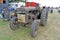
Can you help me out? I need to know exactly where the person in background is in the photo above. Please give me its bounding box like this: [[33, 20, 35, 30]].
[[50, 7, 53, 13], [2, 8, 9, 20], [2, 8, 5, 18], [58, 7, 60, 13]]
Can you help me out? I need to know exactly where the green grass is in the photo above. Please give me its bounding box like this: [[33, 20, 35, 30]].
[[0, 19, 31, 40]]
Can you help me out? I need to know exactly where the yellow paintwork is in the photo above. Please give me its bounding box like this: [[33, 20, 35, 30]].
[[10, 12, 15, 17], [17, 14, 25, 23]]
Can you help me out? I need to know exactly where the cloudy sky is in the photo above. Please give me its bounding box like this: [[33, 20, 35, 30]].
[[27, 0, 60, 7]]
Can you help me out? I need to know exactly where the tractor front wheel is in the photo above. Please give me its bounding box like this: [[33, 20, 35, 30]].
[[10, 17, 19, 30], [30, 20, 40, 37]]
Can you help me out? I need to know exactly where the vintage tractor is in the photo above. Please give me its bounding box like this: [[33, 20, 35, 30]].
[[10, 2, 49, 37]]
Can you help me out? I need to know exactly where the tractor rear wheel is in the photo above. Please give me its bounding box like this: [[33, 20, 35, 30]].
[[40, 8, 48, 26], [10, 17, 19, 30], [30, 20, 40, 37]]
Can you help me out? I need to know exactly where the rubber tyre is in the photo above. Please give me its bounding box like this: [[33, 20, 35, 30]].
[[30, 20, 40, 37], [10, 17, 19, 30], [40, 8, 48, 26]]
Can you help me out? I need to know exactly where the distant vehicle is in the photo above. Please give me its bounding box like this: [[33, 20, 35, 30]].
[[9, 2, 25, 10]]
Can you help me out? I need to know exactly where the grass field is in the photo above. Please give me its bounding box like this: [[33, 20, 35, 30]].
[[0, 10, 60, 40]]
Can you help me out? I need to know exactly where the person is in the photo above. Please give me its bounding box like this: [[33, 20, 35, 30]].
[[50, 7, 53, 13], [2, 8, 10, 20], [58, 7, 60, 13], [2, 9, 5, 18]]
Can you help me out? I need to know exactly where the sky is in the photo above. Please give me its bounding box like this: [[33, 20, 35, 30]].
[[27, 0, 60, 7]]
